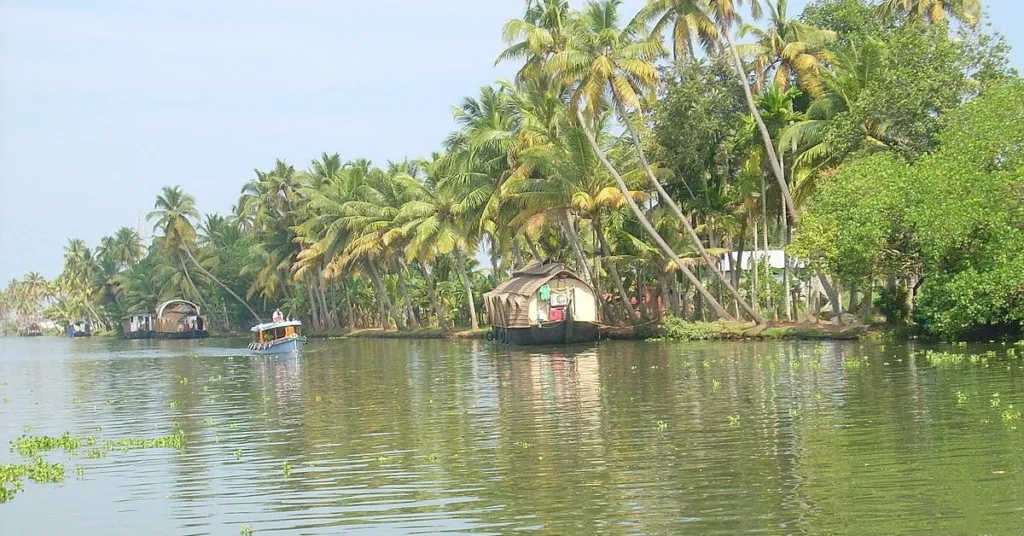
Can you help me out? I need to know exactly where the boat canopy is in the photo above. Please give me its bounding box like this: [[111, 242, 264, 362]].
[[251, 320, 303, 333], [157, 299, 200, 318]]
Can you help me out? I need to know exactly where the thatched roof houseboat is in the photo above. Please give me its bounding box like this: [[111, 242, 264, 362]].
[[484, 261, 599, 345]]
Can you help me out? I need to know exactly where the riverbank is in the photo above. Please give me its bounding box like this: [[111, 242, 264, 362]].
[[304, 321, 867, 342]]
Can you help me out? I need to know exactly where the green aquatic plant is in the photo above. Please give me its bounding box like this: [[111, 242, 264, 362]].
[[204, 417, 216, 425], [11, 432, 82, 456], [843, 356, 869, 371], [956, 391, 969, 405], [282, 461, 292, 477], [656, 420, 668, 431], [314, 395, 323, 402], [169, 401, 178, 409], [1, 457, 66, 503], [925, 350, 967, 366], [233, 449, 243, 460], [513, 441, 533, 449], [711, 379, 721, 392], [727, 415, 741, 427], [74, 466, 85, 478], [104, 432, 186, 452], [990, 393, 1001, 407], [240, 525, 254, 536], [374, 454, 393, 463]]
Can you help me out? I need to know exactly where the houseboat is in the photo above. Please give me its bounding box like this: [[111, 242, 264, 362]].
[[122, 312, 156, 339], [155, 300, 209, 339], [484, 260, 600, 345], [248, 320, 306, 355], [67, 319, 92, 338], [18, 322, 43, 337]]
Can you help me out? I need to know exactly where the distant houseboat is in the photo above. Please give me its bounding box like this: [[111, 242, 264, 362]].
[[122, 313, 156, 339], [155, 300, 209, 339], [67, 319, 92, 338], [18, 322, 43, 337], [484, 261, 600, 345]]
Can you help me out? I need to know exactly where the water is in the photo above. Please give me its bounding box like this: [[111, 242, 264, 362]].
[[1, 337, 1022, 534]]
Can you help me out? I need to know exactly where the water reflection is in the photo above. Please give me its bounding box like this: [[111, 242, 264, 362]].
[[0, 337, 1022, 534]]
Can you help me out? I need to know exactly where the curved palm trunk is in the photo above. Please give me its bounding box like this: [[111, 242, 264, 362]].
[[722, 32, 799, 223], [420, 260, 451, 333], [560, 208, 594, 284], [182, 246, 262, 323], [575, 108, 734, 321], [307, 283, 322, 330], [612, 95, 764, 324], [524, 234, 543, 261], [395, 260, 419, 330], [454, 246, 479, 330], [594, 213, 638, 320], [367, 260, 403, 330], [318, 270, 335, 330], [340, 277, 357, 329]]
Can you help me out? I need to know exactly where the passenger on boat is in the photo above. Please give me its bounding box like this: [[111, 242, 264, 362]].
[[272, 309, 283, 322]]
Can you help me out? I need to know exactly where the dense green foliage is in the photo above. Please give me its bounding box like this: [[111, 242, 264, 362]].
[[794, 82, 1024, 339], [0, 0, 1018, 340]]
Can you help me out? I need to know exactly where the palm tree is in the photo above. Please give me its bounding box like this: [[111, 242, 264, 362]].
[[148, 186, 261, 322], [552, 0, 759, 322], [496, 0, 573, 85], [737, 0, 836, 97], [514, 115, 642, 320], [878, 0, 981, 26], [634, 0, 718, 59], [644, 0, 799, 223]]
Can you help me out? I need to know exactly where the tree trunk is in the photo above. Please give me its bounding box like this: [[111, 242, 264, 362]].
[[318, 271, 334, 330], [396, 261, 419, 330], [367, 260, 401, 330], [421, 260, 451, 333], [860, 280, 873, 322], [524, 234, 543, 261], [612, 94, 763, 324], [817, 271, 842, 319], [576, 107, 735, 321], [560, 208, 594, 284], [341, 278, 356, 329], [454, 246, 479, 330], [182, 247, 261, 323], [307, 284, 322, 330], [723, 31, 798, 223], [595, 213, 638, 321]]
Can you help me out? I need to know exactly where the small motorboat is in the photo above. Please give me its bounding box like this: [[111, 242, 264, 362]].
[[248, 320, 306, 355]]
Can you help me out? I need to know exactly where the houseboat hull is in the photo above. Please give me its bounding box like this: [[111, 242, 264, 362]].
[[155, 331, 209, 340], [250, 336, 306, 355], [123, 331, 156, 340], [492, 320, 600, 346]]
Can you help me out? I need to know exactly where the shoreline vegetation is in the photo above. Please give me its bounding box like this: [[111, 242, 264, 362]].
[[2, 0, 1022, 343]]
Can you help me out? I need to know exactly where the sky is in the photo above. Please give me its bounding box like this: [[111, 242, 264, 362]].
[[1, 0, 1022, 283]]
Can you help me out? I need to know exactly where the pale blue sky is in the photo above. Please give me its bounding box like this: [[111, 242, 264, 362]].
[[1, 0, 1021, 282]]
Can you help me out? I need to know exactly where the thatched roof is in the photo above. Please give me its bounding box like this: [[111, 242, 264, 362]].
[[486, 261, 586, 299]]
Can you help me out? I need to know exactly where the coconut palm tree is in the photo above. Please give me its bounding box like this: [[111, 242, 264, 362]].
[[552, 0, 759, 322], [878, 0, 981, 26], [644, 0, 798, 223], [737, 0, 837, 97], [496, 0, 573, 85], [149, 186, 261, 322]]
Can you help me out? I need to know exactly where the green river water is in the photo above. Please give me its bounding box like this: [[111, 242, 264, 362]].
[[0, 337, 1022, 534]]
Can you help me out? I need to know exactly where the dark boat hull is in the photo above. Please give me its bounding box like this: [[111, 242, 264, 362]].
[[492, 320, 599, 346], [124, 331, 156, 340], [155, 331, 209, 340]]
